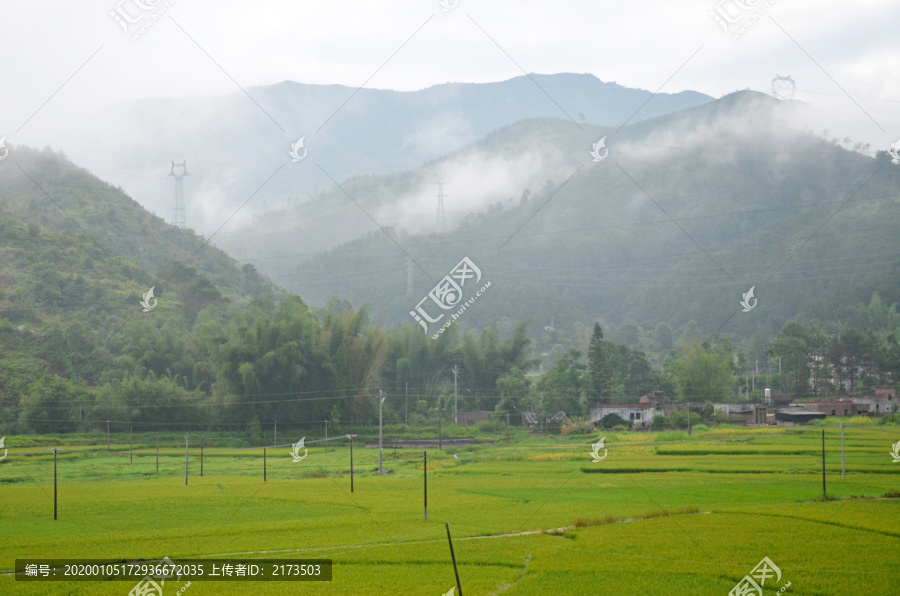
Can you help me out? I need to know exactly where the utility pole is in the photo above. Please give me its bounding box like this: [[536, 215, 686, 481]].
[[185, 435, 189, 486], [107, 421, 110, 452], [130, 427, 133, 464], [325, 420, 328, 453], [49, 449, 61, 520], [274, 418, 277, 447], [348, 435, 355, 493], [379, 390, 385, 475], [822, 429, 826, 498], [687, 403, 692, 436], [156, 435, 159, 473], [446, 523, 463, 596], [452, 366, 459, 425], [840, 424, 845, 478]]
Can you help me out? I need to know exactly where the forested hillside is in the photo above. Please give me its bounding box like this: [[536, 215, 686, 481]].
[[2, 94, 898, 436], [275, 91, 900, 360]]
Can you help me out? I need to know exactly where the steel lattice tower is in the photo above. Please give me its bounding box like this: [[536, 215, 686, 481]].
[[170, 161, 188, 229], [436, 182, 446, 232], [405, 256, 414, 299]]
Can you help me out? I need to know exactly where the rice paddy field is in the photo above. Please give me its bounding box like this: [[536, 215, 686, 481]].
[[2, 421, 899, 595]]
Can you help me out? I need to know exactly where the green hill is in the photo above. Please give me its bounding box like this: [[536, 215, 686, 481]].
[[0, 147, 283, 428], [267, 91, 900, 355]]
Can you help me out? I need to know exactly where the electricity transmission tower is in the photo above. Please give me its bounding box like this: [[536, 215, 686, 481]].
[[405, 256, 414, 299], [436, 183, 446, 232], [771, 74, 795, 100], [170, 161, 188, 229]]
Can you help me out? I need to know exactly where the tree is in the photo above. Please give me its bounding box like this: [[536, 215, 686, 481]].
[[587, 323, 612, 401], [538, 349, 587, 416], [764, 322, 811, 397], [653, 323, 675, 351], [830, 328, 876, 392], [665, 341, 734, 402], [20, 378, 91, 433], [606, 343, 665, 399], [495, 366, 533, 417], [458, 321, 535, 410]]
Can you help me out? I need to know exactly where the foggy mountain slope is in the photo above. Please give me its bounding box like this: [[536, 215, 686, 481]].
[[267, 91, 900, 341], [56, 73, 712, 236], [0, 146, 280, 304]]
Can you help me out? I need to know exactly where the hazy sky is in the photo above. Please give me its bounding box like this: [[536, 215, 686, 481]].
[[1, 0, 898, 163]]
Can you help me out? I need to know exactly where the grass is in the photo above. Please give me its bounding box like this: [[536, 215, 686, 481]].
[[1, 424, 898, 594]]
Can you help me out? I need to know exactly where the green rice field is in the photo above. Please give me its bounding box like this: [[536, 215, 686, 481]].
[[2, 422, 899, 595]]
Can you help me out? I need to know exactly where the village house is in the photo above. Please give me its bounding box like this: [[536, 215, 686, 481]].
[[455, 411, 492, 427], [798, 400, 868, 417]]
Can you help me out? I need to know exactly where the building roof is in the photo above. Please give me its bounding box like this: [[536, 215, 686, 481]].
[[774, 407, 827, 421]]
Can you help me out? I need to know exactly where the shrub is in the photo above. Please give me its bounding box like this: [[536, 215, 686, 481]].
[[599, 413, 628, 429], [561, 417, 595, 436], [477, 421, 501, 433], [651, 415, 670, 430]]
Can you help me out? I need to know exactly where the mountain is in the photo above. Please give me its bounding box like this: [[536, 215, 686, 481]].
[[254, 91, 900, 351], [0, 146, 282, 419], [57, 74, 712, 236], [0, 146, 277, 303]]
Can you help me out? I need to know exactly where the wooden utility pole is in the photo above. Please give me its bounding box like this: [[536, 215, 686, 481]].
[[840, 424, 845, 477], [446, 523, 462, 596], [424, 451, 428, 522], [49, 449, 61, 520], [822, 429, 826, 498]]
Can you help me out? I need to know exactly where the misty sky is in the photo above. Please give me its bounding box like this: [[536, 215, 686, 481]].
[[2, 1, 897, 138], [1, 0, 898, 235]]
